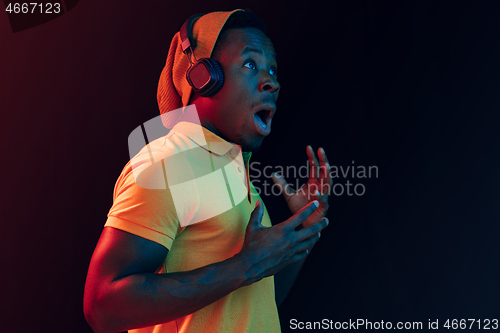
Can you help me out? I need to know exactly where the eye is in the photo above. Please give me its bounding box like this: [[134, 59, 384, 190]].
[[244, 60, 257, 70], [270, 67, 278, 76]]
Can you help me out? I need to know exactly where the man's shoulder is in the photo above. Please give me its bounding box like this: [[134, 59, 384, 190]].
[[116, 128, 199, 192]]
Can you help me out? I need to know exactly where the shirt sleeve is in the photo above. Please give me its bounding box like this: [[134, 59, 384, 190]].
[[105, 159, 181, 250]]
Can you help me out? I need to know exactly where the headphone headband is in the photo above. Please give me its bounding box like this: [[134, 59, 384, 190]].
[[179, 14, 204, 53]]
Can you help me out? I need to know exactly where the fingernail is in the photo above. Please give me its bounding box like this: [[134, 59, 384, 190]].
[[274, 173, 281, 178], [326, 163, 330, 170], [325, 217, 329, 226], [313, 200, 319, 207], [314, 190, 320, 196], [318, 232, 321, 238], [321, 147, 325, 154]]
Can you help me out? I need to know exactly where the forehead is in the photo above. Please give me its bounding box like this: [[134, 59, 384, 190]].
[[219, 28, 276, 60]]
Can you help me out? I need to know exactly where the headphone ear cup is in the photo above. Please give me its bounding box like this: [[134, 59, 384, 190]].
[[186, 58, 224, 97], [204, 59, 224, 97]]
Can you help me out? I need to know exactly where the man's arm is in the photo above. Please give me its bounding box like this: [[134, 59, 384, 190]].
[[274, 217, 329, 307], [84, 200, 328, 333], [271, 146, 332, 306], [274, 259, 306, 307]]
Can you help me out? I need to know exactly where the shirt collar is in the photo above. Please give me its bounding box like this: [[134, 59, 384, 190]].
[[171, 121, 238, 156]]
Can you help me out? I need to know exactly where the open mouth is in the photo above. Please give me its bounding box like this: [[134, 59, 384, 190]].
[[253, 105, 275, 136], [254, 109, 272, 129]]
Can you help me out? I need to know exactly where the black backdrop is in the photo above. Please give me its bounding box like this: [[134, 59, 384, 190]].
[[2, 1, 500, 332]]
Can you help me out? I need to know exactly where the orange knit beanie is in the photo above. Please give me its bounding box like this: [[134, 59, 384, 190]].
[[157, 9, 243, 128]]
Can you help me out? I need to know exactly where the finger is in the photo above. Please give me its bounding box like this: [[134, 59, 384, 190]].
[[271, 172, 294, 199], [286, 200, 319, 230], [296, 217, 329, 242], [248, 200, 264, 230], [311, 189, 321, 200], [310, 189, 328, 206], [317, 147, 333, 188], [295, 231, 321, 253], [317, 147, 330, 167], [289, 249, 309, 264], [306, 145, 321, 179]]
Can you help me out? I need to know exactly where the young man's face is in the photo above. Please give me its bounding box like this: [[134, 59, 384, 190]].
[[194, 27, 280, 152]]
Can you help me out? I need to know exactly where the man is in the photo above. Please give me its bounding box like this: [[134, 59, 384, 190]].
[[84, 9, 332, 333]]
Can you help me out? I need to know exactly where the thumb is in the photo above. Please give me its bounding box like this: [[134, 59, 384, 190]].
[[247, 200, 264, 231], [271, 172, 294, 199]]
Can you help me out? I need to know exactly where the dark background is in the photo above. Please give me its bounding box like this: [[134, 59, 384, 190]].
[[1, 1, 499, 332]]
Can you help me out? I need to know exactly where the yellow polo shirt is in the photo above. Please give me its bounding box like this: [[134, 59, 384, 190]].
[[105, 121, 281, 333]]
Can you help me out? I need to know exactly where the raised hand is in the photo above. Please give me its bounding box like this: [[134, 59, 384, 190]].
[[272, 146, 332, 228]]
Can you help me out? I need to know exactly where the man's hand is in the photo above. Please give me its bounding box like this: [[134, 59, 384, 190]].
[[272, 146, 332, 228], [237, 200, 329, 286]]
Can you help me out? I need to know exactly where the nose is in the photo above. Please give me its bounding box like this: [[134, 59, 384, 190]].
[[259, 73, 280, 95]]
